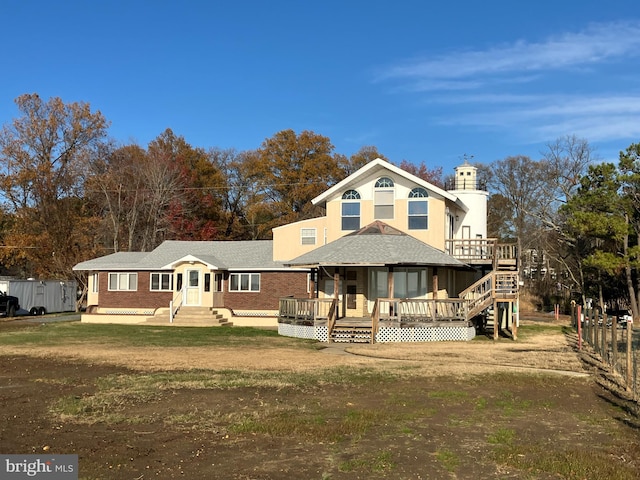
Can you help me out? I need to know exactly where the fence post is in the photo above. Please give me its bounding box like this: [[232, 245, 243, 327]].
[[576, 305, 582, 350], [626, 319, 633, 391], [596, 309, 609, 365], [612, 316, 618, 372], [589, 315, 600, 353]]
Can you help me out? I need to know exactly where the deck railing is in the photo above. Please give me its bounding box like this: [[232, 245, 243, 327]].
[[278, 297, 335, 324], [376, 298, 468, 324]]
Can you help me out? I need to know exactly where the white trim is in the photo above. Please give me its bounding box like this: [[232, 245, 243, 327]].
[[150, 272, 173, 292], [312, 158, 458, 206], [229, 273, 261, 292], [184, 268, 202, 306], [227, 267, 309, 272], [161, 254, 218, 270], [108, 272, 138, 291], [300, 228, 317, 245]]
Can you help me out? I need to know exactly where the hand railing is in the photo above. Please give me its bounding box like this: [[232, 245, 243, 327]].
[[170, 288, 184, 323]]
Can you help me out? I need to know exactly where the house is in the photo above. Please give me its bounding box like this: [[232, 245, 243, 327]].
[[73, 158, 518, 340]]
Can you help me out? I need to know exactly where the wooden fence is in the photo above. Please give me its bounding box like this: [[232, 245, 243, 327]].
[[572, 305, 638, 401]]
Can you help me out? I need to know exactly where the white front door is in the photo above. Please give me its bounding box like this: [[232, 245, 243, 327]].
[[185, 269, 201, 306]]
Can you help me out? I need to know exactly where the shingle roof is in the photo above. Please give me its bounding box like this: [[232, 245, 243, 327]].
[[285, 222, 467, 268], [73, 240, 287, 271]]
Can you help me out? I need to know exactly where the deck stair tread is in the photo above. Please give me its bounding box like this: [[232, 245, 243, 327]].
[[330, 322, 372, 343]]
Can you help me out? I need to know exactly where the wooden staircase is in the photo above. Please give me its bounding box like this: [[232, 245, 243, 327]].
[[330, 321, 372, 343], [460, 271, 519, 320], [164, 306, 233, 327]]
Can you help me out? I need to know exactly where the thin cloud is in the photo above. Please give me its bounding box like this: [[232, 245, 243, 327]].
[[438, 94, 640, 143], [377, 21, 640, 85]]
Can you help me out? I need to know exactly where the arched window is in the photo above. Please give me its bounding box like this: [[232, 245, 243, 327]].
[[375, 177, 394, 188], [408, 187, 428, 230], [341, 190, 361, 230], [409, 187, 428, 198], [342, 189, 361, 200], [374, 177, 394, 219]]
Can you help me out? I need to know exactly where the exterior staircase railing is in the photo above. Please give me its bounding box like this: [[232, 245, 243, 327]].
[[459, 271, 519, 320], [169, 287, 184, 323]]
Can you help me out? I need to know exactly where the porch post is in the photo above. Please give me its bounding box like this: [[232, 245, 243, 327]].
[[432, 268, 439, 299], [333, 271, 340, 319], [387, 267, 395, 318], [493, 300, 499, 340], [309, 269, 317, 299]]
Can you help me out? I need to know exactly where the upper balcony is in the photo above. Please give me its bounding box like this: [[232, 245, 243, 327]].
[[445, 238, 518, 270]]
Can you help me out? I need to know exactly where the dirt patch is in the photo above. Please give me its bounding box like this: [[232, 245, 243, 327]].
[[1, 316, 639, 479]]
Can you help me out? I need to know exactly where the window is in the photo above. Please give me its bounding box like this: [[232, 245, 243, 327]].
[[408, 187, 428, 230], [229, 273, 260, 292], [91, 273, 99, 293], [214, 273, 223, 292], [150, 273, 172, 291], [108, 272, 137, 291], [342, 189, 360, 200], [301, 228, 316, 245], [393, 268, 428, 298], [342, 202, 360, 230], [204, 273, 211, 292], [176, 273, 183, 291], [342, 190, 361, 230], [374, 177, 394, 219]]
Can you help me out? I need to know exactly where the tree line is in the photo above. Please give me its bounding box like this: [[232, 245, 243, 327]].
[[1, 93, 638, 318]]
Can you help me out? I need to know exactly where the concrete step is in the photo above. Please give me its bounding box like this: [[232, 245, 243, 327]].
[[149, 307, 233, 326]]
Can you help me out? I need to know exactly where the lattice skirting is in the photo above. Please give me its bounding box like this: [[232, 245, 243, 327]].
[[278, 324, 474, 343], [278, 323, 327, 341], [376, 325, 476, 342]]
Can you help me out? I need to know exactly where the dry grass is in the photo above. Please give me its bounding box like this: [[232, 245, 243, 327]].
[[0, 315, 584, 379]]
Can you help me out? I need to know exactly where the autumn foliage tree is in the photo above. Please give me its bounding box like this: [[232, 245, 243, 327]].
[[246, 130, 344, 235], [0, 94, 108, 280]]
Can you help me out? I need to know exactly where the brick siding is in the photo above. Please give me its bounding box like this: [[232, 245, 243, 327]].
[[96, 270, 308, 312], [224, 271, 308, 310], [98, 272, 172, 309]]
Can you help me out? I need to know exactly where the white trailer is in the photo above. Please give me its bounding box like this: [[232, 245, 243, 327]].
[[0, 279, 77, 315]]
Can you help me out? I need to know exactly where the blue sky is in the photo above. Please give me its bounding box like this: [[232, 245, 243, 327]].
[[2, 1, 640, 174]]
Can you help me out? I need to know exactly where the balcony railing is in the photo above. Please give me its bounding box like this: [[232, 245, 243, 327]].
[[446, 238, 517, 268]]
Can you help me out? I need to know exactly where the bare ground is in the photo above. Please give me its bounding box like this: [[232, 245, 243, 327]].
[[1, 313, 639, 479]]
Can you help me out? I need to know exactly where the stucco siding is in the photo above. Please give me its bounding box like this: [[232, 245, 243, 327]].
[[272, 217, 328, 261]]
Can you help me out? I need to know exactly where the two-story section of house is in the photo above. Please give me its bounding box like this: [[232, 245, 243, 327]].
[[274, 158, 487, 314]]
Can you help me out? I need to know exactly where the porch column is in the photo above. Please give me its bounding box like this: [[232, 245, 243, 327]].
[[309, 269, 317, 299], [387, 267, 395, 318], [432, 268, 438, 299], [334, 271, 340, 319], [493, 300, 499, 340]]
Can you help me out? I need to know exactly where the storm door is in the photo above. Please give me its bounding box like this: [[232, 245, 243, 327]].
[[184, 268, 201, 306]]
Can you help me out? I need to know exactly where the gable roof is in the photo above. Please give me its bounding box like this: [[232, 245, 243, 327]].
[[73, 240, 297, 272], [312, 158, 462, 208], [285, 221, 467, 268]]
